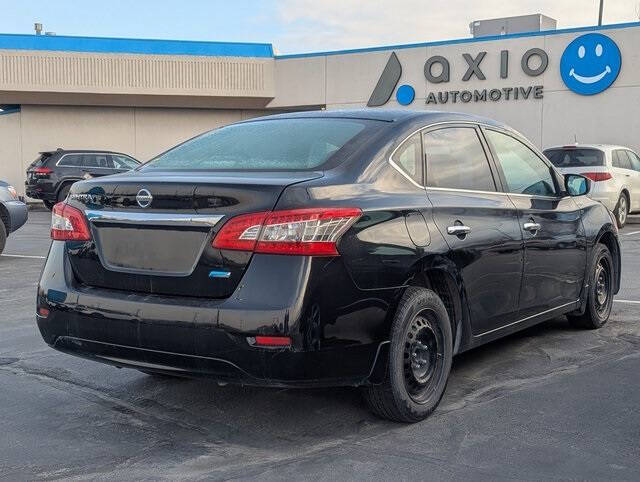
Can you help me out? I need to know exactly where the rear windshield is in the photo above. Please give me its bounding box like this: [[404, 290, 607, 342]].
[[544, 148, 605, 168], [29, 152, 53, 168], [142, 118, 368, 171]]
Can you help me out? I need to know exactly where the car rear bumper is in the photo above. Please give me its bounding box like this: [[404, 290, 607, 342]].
[[36, 241, 392, 387], [2, 200, 28, 233], [25, 187, 56, 201]]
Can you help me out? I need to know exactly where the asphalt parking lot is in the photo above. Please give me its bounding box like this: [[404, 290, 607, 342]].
[[1, 211, 640, 480]]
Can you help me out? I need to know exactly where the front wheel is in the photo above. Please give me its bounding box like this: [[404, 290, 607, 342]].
[[568, 244, 614, 329], [363, 287, 452, 423], [614, 193, 628, 228]]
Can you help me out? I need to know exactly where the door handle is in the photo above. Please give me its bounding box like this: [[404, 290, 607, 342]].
[[447, 225, 471, 236], [523, 222, 541, 232]]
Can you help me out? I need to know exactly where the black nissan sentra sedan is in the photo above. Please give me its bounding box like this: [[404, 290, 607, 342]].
[[37, 110, 620, 422]]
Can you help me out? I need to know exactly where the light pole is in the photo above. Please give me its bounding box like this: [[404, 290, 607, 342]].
[[598, 0, 604, 25]]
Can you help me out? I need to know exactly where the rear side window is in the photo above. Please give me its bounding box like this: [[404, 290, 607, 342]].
[[613, 150, 632, 170], [392, 133, 423, 184], [485, 130, 556, 197], [544, 148, 604, 168], [626, 151, 640, 172], [58, 154, 85, 167], [143, 118, 368, 170], [424, 127, 496, 192]]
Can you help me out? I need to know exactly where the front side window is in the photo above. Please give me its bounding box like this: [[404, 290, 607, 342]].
[[143, 118, 368, 171], [485, 130, 556, 197], [111, 155, 139, 169], [392, 133, 423, 184], [424, 127, 496, 192]]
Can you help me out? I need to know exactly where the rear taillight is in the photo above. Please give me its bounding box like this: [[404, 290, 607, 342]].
[[51, 202, 91, 241], [33, 167, 53, 177], [212, 207, 361, 256], [582, 172, 612, 182], [248, 336, 292, 348]]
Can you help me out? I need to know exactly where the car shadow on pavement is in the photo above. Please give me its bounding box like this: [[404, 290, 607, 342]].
[[107, 315, 600, 452]]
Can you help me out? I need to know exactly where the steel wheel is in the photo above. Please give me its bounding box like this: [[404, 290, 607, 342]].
[[616, 195, 627, 227], [402, 310, 445, 404], [594, 256, 612, 317]]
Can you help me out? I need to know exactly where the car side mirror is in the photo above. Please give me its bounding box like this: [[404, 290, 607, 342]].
[[565, 174, 590, 196]]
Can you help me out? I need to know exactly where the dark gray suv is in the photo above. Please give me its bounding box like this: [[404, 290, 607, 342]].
[[25, 149, 140, 209]]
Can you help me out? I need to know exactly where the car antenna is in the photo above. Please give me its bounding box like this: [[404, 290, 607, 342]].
[[573, 134, 578, 145]]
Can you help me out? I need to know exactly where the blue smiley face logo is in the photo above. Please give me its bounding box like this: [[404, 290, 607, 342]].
[[560, 33, 621, 95]]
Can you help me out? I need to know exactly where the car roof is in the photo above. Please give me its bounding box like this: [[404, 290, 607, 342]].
[[238, 109, 509, 129], [544, 144, 633, 152], [39, 149, 138, 157]]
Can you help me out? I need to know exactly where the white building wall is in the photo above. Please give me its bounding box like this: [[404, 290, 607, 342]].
[[0, 106, 269, 196], [272, 24, 640, 154]]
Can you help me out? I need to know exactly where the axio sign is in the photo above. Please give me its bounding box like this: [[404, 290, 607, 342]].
[[368, 32, 621, 107]]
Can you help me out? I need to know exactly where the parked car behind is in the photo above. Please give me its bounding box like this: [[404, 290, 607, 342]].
[[25, 149, 140, 209], [543, 144, 640, 227], [0, 180, 28, 254], [37, 110, 620, 423]]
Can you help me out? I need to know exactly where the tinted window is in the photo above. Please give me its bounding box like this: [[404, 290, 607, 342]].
[[544, 148, 604, 168], [58, 154, 84, 167], [83, 155, 99, 168], [29, 152, 53, 168], [94, 154, 110, 168], [143, 119, 368, 170], [485, 130, 556, 196], [626, 151, 640, 172], [424, 127, 496, 192], [111, 155, 139, 169], [392, 133, 423, 184], [613, 150, 632, 170]]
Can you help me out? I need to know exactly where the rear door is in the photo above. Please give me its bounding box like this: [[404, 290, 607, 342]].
[[619, 150, 640, 212], [81, 153, 117, 178], [424, 124, 524, 335], [484, 128, 586, 319]]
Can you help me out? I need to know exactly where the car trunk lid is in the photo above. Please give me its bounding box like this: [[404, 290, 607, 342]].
[[66, 170, 323, 298]]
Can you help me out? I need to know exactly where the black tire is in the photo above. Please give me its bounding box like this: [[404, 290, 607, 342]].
[[363, 287, 453, 423], [614, 193, 628, 228], [57, 183, 72, 203], [43, 200, 55, 210], [568, 244, 614, 329], [0, 219, 6, 255]]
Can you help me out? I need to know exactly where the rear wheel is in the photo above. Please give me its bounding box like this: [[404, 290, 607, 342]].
[[43, 200, 55, 210], [57, 183, 72, 203], [614, 193, 628, 228], [568, 244, 614, 329], [363, 287, 452, 423], [0, 219, 6, 255]]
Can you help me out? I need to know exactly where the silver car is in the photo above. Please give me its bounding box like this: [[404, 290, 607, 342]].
[[544, 144, 640, 228]]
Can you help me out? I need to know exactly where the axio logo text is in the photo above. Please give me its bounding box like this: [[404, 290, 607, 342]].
[[560, 33, 621, 95]]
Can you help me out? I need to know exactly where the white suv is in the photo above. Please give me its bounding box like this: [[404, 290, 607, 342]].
[[544, 144, 640, 228]]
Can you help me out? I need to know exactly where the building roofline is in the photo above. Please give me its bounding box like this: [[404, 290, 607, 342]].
[[275, 21, 640, 59], [0, 32, 274, 58], [0, 20, 638, 60]]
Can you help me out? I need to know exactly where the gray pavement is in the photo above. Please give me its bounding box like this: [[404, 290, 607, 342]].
[[1, 211, 639, 480]]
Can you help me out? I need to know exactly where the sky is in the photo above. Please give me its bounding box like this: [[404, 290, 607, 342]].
[[1, 0, 639, 55]]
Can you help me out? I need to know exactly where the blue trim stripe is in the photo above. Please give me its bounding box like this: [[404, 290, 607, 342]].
[[0, 33, 273, 58], [275, 21, 640, 59]]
